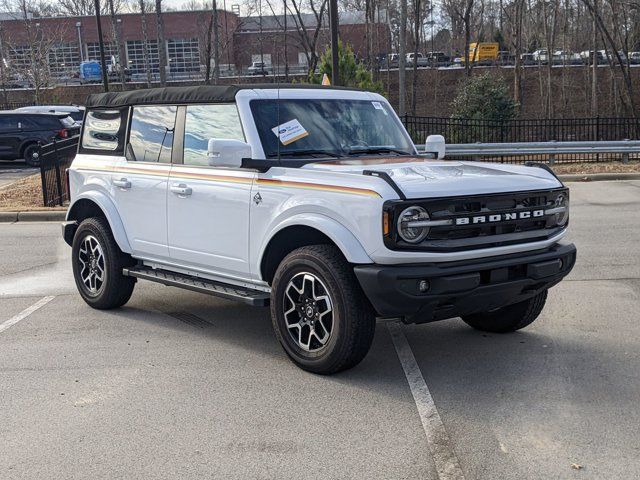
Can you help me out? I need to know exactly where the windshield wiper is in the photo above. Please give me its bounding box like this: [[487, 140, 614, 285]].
[[347, 147, 412, 156], [266, 149, 342, 159]]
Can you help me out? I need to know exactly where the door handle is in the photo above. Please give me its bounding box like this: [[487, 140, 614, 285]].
[[170, 183, 192, 197], [113, 178, 131, 189]]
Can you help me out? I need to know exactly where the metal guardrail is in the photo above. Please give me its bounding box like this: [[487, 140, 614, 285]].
[[417, 140, 640, 164]]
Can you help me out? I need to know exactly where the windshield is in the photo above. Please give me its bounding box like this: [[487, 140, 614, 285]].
[[250, 99, 415, 160]]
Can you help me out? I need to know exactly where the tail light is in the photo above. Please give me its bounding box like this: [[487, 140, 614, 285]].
[[58, 129, 68, 138]]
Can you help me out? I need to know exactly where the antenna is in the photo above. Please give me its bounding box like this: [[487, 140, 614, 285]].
[[276, 80, 281, 166]]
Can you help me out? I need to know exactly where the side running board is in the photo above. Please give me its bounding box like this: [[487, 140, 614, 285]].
[[123, 266, 270, 307]]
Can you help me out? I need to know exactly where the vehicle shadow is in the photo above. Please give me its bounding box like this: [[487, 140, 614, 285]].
[[115, 285, 628, 408]]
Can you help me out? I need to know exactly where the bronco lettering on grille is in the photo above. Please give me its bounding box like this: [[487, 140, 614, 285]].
[[455, 209, 546, 225]]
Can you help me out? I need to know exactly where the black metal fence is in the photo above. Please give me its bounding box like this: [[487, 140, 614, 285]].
[[0, 101, 36, 110], [402, 115, 640, 163], [39, 137, 79, 207], [402, 115, 640, 145]]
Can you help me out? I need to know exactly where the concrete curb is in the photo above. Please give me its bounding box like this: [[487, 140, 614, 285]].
[[559, 172, 640, 182], [0, 211, 18, 223], [0, 210, 66, 223]]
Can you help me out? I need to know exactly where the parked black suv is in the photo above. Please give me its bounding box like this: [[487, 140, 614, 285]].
[[0, 112, 80, 166]]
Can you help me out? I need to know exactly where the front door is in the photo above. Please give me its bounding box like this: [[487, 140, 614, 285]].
[[111, 105, 177, 260], [167, 104, 254, 280]]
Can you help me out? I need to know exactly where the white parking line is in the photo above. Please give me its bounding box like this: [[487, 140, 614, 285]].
[[388, 321, 466, 480], [0, 296, 55, 334]]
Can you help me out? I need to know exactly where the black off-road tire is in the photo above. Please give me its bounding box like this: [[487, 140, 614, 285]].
[[23, 143, 40, 167], [72, 217, 136, 310], [461, 290, 548, 333], [271, 245, 376, 375]]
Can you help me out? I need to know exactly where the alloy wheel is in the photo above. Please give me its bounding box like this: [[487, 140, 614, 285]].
[[77, 234, 106, 295], [283, 272, 334, 352]]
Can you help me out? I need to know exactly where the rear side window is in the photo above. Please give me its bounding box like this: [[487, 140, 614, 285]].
[[128, 106, 177, 163], [82, 110, 122, 151], [59, 116, 76, 128]]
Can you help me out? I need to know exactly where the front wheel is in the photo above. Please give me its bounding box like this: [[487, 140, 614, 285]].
[[71, 217, 136, 310], [271, 245, 375, 375], [461, 290, 548, 333]]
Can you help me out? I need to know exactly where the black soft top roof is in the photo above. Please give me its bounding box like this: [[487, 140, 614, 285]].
[[85, 84, 361, 109]]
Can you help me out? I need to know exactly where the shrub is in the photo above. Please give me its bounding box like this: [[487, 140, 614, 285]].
[[309, 41, 384, 94], [450, 73, 518, 143]]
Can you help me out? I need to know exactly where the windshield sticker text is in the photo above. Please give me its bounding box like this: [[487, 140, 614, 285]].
[[272, 119, 309, 145]]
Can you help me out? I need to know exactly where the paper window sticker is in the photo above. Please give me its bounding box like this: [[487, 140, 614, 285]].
[[271, 118, 310, 145]]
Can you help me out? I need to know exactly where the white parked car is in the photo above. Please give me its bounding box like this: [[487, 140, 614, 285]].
[[247, 62, 269, 75], [532, 49, 549, 63], [63, 85, 576, 374]]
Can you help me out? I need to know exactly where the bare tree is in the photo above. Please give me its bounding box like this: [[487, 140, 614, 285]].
[[139, 0, 153, 86], [108, 0, 127, 88], [2, 0, 66, 103], [398, 0, 407, 115], [56, 0, 124, 15], [155, 0, 168, 85], [288, 0, 329, 75]]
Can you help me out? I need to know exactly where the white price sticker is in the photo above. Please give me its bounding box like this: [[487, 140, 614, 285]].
[[272, 119, 309, 145], [371, 101, 388, 115]]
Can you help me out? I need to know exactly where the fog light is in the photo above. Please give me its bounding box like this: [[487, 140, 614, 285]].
[[418, 280, 430, 293], [559, 259, 564, 270]]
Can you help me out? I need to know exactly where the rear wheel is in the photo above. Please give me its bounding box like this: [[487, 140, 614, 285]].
[[461, 290, 548, 333], [271, 245, 375, 375], [23, 144, 40, 167], [72, 217, 136, 310]]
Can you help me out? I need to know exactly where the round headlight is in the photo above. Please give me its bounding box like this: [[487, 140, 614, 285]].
[[555, 194, 569, 226], [397, 206, 430, 243]]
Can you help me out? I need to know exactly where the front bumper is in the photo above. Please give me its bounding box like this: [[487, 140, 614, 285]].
[[354, 242, 576, 323]]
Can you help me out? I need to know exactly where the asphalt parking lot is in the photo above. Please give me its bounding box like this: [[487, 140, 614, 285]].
[[0, 180, 639, 480], [0, 161, 37, 188]]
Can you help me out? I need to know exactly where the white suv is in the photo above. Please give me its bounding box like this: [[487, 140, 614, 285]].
[[63, 85, 576, 374]]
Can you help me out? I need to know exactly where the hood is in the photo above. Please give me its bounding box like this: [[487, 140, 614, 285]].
[[302, 157, 563, 199]]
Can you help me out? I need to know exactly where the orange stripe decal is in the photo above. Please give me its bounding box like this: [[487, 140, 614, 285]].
[[73, 163, 380, 197], [257, 178, 380, 197]]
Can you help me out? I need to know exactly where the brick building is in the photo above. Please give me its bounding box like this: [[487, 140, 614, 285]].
[[0, 9, 389, 80]]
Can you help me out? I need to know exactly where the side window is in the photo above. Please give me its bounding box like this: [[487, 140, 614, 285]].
[[128, 106, 177, 163], [183, 104, 244, 166], [82, 110, 122, 151], [0, 117, 16, 131]]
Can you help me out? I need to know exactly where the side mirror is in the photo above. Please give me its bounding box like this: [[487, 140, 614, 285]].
[[425, 134, 446, 159], [207, 138, 252, 168]]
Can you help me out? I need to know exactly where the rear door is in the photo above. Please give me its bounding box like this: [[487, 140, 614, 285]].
[[0, 116, 20, 158], [111, 105, 177, 260], [167, 103, 255, 279]]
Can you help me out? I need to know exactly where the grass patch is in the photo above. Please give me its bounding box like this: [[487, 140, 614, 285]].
[[550, 161, 640, 175]]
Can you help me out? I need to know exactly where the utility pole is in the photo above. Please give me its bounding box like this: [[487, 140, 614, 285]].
[[329, 0, 339, 85], [94, 0, 109, 92], [591, 0, 598, 117], [283, 0, 289, 81], [398, 0, 407, 115]]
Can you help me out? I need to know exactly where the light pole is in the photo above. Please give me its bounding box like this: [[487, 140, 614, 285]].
[[76, 22, 83, 62]]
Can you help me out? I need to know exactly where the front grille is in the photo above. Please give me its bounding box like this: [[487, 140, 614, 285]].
[[386, 188, 568, 252]]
